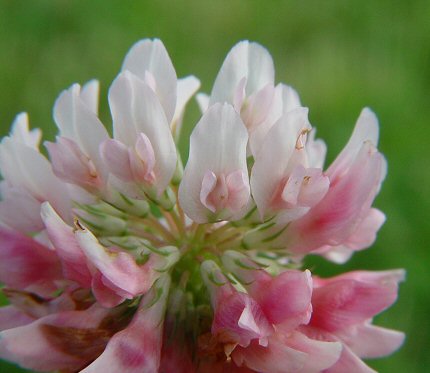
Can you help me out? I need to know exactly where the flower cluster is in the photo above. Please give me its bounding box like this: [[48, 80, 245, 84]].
[[0, 39, 404, 372]]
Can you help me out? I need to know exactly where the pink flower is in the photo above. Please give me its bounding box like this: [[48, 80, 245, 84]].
[[0, 39, 404, 372], [302, 270, 405, 372]]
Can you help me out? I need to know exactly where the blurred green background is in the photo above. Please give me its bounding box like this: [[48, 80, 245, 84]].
[[0, 0, 428, 372]]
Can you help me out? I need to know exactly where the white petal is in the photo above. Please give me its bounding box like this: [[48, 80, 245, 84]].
[[109, 72, 177, 194], [173, 75, 200, 125], [10, 113, 41, 149], [179, 103, 249, 222], [196, 93, 210, 113], [53, 83, 109, 175], [249, 84, 301, 157], [80, 79, 100, 114], [209, 41, 274, 106], [0, 138, 71, 221], [122, 38, 177, 123], [250, 108, 310, 219], [327, 107, 379, 180]]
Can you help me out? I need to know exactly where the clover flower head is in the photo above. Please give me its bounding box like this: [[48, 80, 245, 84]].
[[0, 39, 404, 373]]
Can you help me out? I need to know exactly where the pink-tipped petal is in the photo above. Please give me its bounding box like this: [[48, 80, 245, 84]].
[[285, 141, 386, 254]]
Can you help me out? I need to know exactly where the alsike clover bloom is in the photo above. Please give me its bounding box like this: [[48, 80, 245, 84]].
[[0, 39, 404, 373]]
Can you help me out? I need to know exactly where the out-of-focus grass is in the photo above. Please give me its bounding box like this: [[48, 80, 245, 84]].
[[0, 0, 428, 371]]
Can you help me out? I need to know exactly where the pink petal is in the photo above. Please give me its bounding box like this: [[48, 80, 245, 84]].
[[241, 83, 275, 131], [91, 271, 126, 308], [249, 270, 313, 328], [285, 141, 386, 254], [232, 334, 307, 373], [41, 202, 92, 287], [75, 226, 156, 297], [212, 291, 273, 348], [337, 323, 405, 359], [283, 331, 342, 372], [0, 306, 34, 331], [311, 277, 400, 332], [100, 138, 134, 182], [200, 170, 219, 213], [0, 137, 71, 223], [53, 83, 109, 177], [46, 136, 102, 190], [81, 276, 170, 373], [327, 107, 379, 182], [325, 344, 377, 373], [0, 184, 44, 232], [0, 304, 111, 372], [0, 227, 62, 293]]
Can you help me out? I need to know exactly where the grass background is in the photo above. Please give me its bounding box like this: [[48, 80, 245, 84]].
[[0, 1, 428, 372]]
